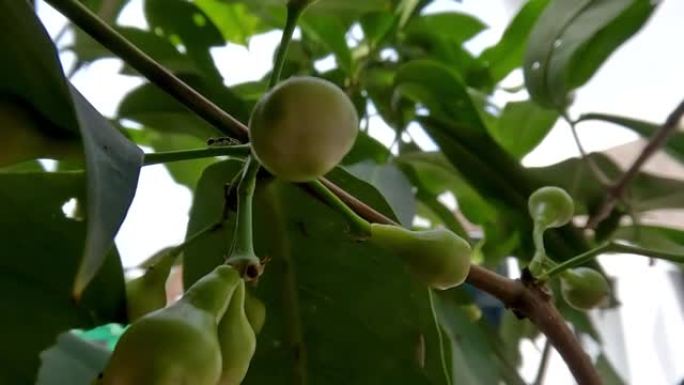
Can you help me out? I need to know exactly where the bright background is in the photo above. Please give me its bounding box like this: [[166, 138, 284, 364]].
[[36, 0, 684, 383]]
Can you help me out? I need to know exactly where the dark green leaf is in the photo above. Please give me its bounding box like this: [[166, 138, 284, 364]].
[[183, 160, 446, 384], [405, 12, 487, 45], [70, 27, 201, 76], [0, 172, 126, 384], [70, 88, 143, 297], [301, 13, 353, 73], [524, 0, 656, 108], [578, 112, 684, 165], [489, 100, 559, 159], [479, 0, 550, 83], [0, 0, 79, 137], [145, 0, 225, 80]]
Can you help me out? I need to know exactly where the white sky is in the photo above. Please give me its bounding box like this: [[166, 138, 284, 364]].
[[36, 0, 684, 384]]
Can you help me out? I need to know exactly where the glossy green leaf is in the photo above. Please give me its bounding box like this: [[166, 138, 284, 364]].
[[183, 160, 448, 384], [479, 0, 550, 83], [578, 112, 684, 165], [524, 0, 656, 108], [405, 12, 486, 45], [70, 88, 143, 297], [0, 171, 126, 384], [489, 100, 559, 159]]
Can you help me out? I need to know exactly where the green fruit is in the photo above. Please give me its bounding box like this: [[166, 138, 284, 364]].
[[560, 267, 610, 310], [101, 265, 241, 385], [370, 224, 471, 290], [125, 247, 179, 321], [249, 76, 359, 182], [244, 289, 266, 335], [217, 279, 257, 385], [528, 186, 574, 229]]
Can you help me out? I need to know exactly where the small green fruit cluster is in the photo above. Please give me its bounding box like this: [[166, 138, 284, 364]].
[[528, 186, 574, 230], [101, 265, 262, 385], [369, 224, 472, 290], [249, 76, 358, 182]]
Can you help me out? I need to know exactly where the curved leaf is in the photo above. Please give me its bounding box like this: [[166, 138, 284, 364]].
[[524, 0, 656, 108]]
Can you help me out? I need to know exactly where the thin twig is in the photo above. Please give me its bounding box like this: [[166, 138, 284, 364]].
[[563, 113, 611, 185], [45, 0, 249, 141], [533, 339, 552, 385], [586, 99, 684, 229]]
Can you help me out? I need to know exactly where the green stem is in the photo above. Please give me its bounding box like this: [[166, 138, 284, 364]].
[[269, 2, 305, 88], [142, 145, 250, 166], [528, 223, 547, 276], [228, 156, 261, 258], [540, 243, 612, 280], [609, 242, 684, 264], [307, 180, 372, 236], [46, 0, 249, 140]]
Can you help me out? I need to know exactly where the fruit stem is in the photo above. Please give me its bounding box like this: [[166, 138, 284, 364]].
[[307, 179, 372, 236], [269, 2, 306, 88], [142, 144, 250, 166], [227, 156, 260, 260], [528, 223, 547, 277], [539, 243, 612, 280]]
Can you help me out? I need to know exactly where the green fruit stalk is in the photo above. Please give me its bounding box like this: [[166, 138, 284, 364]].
[[249, 76, 358, 182], [217, 279, 257, 385], [370, 224, 471, 290], [560, 267, 610, 310], [101, 265, 241, 385]]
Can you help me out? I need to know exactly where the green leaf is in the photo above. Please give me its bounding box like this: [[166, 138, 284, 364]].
[[144, 0, 225, 80], [301, 13, 353, 73], [578, 112, 684, 165], [405, 12, 487, 45], [346, 160, 417, 227], [183, 160, 447, 384], [36, 332, 111, 385], [434, 291, 527, 385], [79, 0, 127, 23], [524, 0, 656, 108], [70, 88, 143, 297], [596, 354, 626, 385], [488, 100, 559, 159], [341, 131, 392, 165], [479, 0, 550, 84], [0, 171, 126, 384], [395, 60, 486, 130], [194, 0, 269, 45], [0, 0, 79, 137], [70, 27, 201, 76], [614, 225, 684, 255], [117, 77, 249, 139]]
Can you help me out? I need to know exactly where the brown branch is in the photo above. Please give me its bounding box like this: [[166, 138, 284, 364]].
[[48, 2, 602, 383], [586, 99, 684, 229], [46, 0, 249, 142]]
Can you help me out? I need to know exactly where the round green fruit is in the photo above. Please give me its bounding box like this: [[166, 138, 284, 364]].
[[248, 76, 359, 182], [369, 224, 472, 290], [528, 186, 574, 229], [560, 267, 610, 310]]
